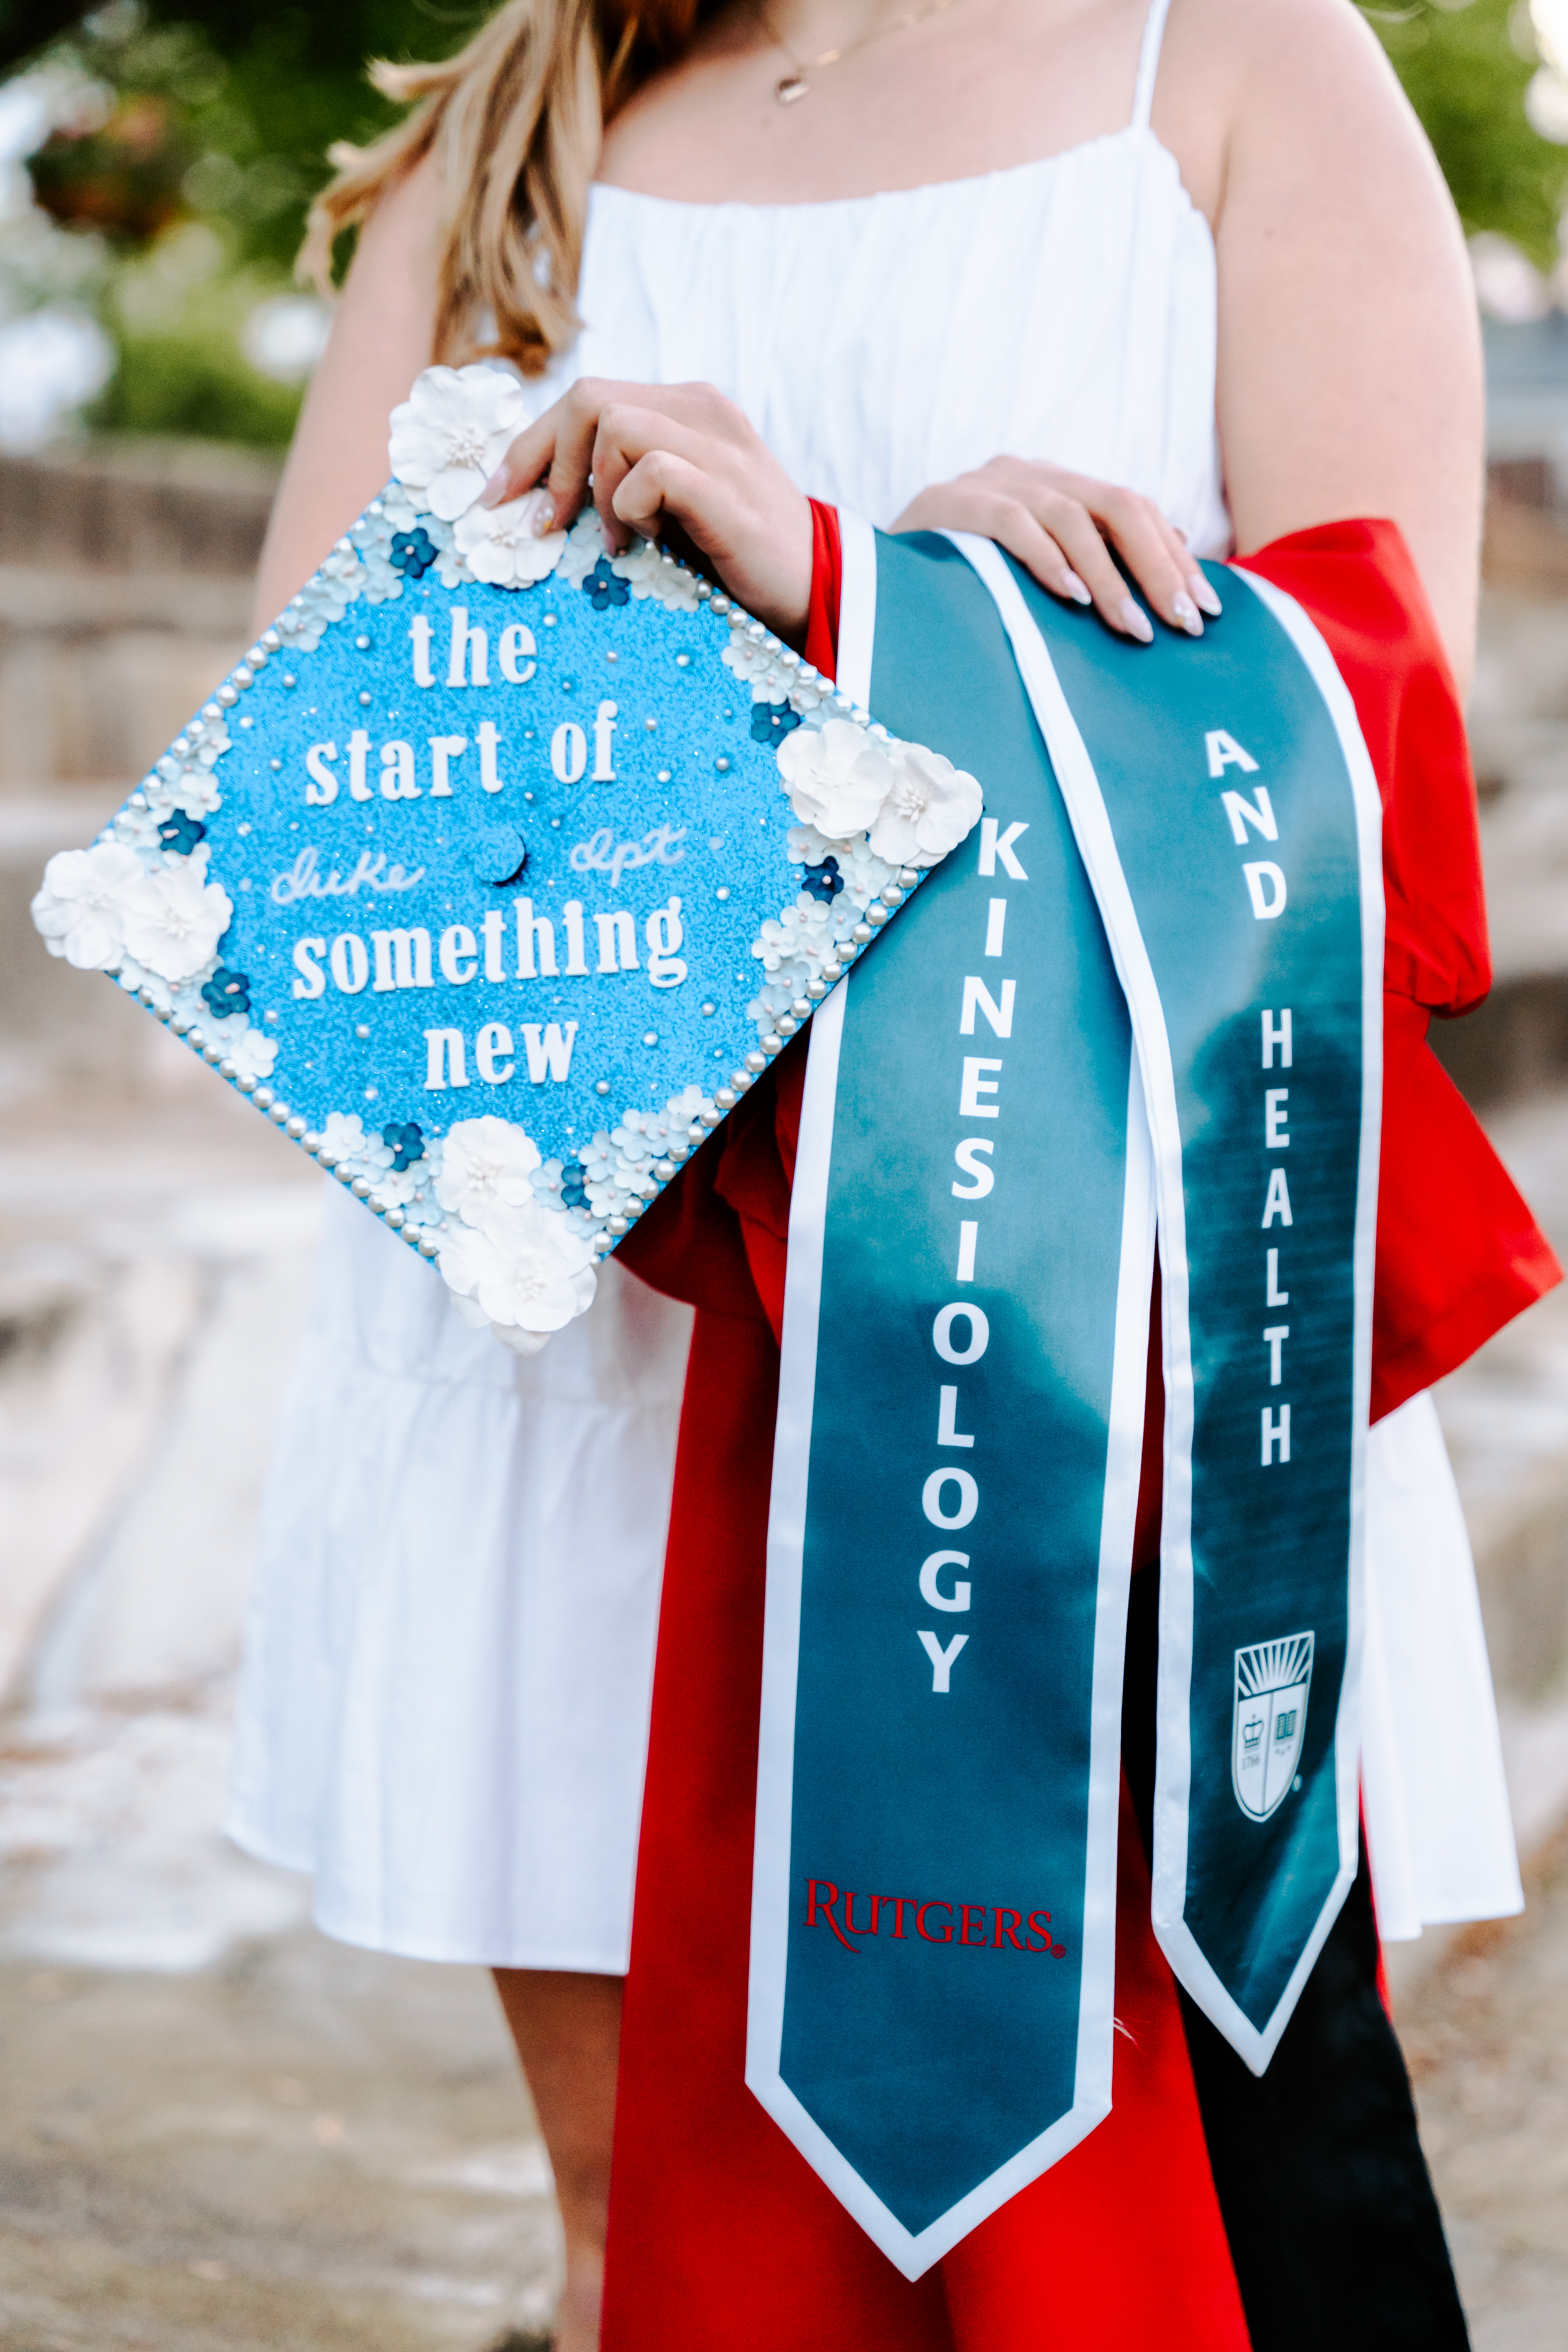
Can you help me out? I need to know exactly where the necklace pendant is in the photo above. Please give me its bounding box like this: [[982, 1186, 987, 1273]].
[[775, 72, 809, 102]]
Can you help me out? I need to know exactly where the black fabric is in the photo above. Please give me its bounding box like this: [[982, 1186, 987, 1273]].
[[1122, 1566, 1471, 2352]]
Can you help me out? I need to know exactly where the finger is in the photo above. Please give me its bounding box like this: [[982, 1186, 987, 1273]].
[[610, 446, 715, 546], [896, 488, 1096, 611], [1029, 495, 1157, 642], [592, 405, 725, 550], [1089, 489, 1208, 637]]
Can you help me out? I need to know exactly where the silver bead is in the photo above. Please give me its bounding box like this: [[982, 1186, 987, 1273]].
[[820, 961, 843, 984], [653, 1160, 676, 1183], [237, 1074, 256, 1093], [898, 867, 920, 888], [203, 1044, 223, 1064], [791, 998, 811, 1019], [317, 1147, 338, 1168], [261, 628, 281, 650], [776, 1015, 798, 1037], [233, 666, 254, 689], [286, 1115, 307, 1138], [219, 1057, 237, 1078], [866, 905, 888, 927], [269, 1102, 290, 1124], [351, 1176, 372, 1198], [247, 646, 268, 668], [417, 1235, 441, 1258], [881, 886, 904, 906], [733, 1071, 755, 1093], [806, 979, 828, 1001], [253, 1087, 274, 1107], [185, 1025, 204, 1049], [745, 1050, 768, 1073], [715, 1087, 737, 1109], [385, 1207, 405, 1230], [301, 1131, 321, 1154], [760, 1034, 784, 1056], [608, 1215, 630, 1236]]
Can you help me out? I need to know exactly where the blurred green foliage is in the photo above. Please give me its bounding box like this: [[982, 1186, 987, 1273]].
[[1367, 0, 1568, 265], [2, 0, 1566, 443]]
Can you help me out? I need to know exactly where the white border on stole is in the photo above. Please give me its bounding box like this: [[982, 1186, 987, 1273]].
[[951, 536, 1383, 2076], [746, 512, 1155, 2275]]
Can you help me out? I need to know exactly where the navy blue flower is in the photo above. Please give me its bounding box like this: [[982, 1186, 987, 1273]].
[[582, 555, 630, 610], [158, 809, 206, 855], [381, 1120, 425, 1172], [801, 857, 843, 904], [201, 965, 251, 1019], [390, 528, 438, 579], [751, 700, 801, 746], [559, 1157, 590, 1210]]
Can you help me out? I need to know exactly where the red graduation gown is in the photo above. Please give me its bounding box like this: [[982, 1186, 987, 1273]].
[[599, 515, 1559, 2348]]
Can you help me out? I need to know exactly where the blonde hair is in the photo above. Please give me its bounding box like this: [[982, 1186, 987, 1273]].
[[299, 0, 712, 377]]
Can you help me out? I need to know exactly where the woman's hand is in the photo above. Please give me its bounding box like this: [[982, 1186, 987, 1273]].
[[478, 378, 814, 641], [894, 456, 1221, 641]]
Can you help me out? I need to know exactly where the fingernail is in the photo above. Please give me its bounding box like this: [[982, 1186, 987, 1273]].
[[1061, 570, 1093, 606], [479, 467, 508, 510], [1189, 572, 1223, 618], [1172, 590, 1204, 638], [1120, 597, 1154, 644], [530, 494, 555, 537]]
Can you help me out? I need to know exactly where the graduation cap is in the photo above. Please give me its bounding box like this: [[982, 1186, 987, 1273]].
[[31, 364, 980, 1352]]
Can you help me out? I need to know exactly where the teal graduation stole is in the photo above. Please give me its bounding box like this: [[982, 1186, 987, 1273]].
[[747, 521, 1383, 2275]]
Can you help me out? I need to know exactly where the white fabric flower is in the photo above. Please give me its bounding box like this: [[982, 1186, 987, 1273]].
[[439, 1196, 598, 1344], [453, 488, 567, 586], [321, 1112, 366, 1162], [867, 742, 984, 867], [118, 846, 233, 982], [388, 365, 529, 523], [169, 764, 222, 817], [555, 509, 606, 587], [776, 718, 896, 844], [228, 1027, 278, 1081], [32, 841, 142, 969], [615, 539, 702, 612], [435, 1115, 542, 1223]]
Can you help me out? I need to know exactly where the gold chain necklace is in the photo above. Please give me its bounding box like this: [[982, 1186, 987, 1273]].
[[754, 0, 961, 103]]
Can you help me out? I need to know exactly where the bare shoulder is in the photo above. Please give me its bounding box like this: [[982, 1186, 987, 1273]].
[[1157, 0, 1440, 221]]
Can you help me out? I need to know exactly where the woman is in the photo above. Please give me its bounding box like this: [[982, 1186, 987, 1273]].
[[230, 0, 1551, 2344]]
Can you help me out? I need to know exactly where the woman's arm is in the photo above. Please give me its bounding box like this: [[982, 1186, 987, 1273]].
[[1195, 0, 1483, 691], [250, 158, 445, 635]]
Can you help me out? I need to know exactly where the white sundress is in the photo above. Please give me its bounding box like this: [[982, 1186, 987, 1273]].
[[226, 0, 1522, 1965]]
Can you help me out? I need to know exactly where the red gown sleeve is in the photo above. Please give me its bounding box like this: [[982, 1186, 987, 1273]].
[[1236, 520, 1560, 1416]]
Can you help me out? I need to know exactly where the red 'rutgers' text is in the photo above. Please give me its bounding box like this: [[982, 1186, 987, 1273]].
[[805, 1878, 1068, 1957]]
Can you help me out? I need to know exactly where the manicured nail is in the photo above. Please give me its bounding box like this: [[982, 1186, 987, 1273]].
[[1119, 597, 1154, 644], [479, 467, 508, 510], [1172, 590, 1204, 638], [1189, 571, 1223, 617], [1061, 570, 1093, 606], [527, 491, 555, 537]]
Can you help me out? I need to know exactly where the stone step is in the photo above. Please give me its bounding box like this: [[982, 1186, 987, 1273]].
[[0, 441, 278, 580]]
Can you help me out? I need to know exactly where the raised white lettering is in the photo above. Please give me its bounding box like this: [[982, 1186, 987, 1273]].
[[291, 936, 327, 998], [305, 742, 338, 806]]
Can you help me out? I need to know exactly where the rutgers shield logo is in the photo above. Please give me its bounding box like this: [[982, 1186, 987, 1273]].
[[1232, 1633, 1313, 1822]]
